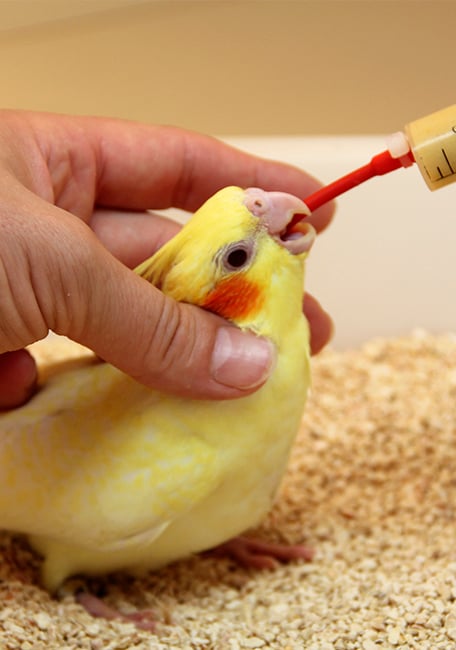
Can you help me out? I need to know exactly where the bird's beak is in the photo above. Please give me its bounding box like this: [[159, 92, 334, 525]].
[[243, 188, 315, 255]]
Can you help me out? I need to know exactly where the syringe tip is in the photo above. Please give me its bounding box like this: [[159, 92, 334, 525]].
[[386, 131, 410, 159]]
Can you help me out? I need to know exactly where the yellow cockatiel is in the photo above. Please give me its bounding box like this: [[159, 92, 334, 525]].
[[0, 186, 315, 593]]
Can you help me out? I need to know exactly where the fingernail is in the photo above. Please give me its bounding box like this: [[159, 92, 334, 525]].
[[211, 327, 275, 390]]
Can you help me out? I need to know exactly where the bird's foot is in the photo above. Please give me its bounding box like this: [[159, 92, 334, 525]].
[[76, 591, 157, 632], [210, 535, 314, 570]]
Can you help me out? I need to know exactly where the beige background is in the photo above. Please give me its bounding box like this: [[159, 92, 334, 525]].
[[1, 0, 455, 347], [0, 0, 454, 135]]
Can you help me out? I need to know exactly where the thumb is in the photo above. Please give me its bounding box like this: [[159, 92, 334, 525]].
[[76, 256, 276, 400]]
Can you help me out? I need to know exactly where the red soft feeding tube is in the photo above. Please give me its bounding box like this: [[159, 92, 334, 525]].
[[288, 148, 416, 230]]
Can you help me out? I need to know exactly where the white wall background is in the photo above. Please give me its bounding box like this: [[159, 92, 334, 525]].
[[0, 1, 454, 347]]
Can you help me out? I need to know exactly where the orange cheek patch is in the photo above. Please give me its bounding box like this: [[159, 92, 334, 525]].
[[202, 276, 264, 322]]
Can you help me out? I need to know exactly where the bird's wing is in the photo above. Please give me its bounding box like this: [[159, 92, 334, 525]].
[[83, 406, 224, 552], [0, 363, 223, 551]]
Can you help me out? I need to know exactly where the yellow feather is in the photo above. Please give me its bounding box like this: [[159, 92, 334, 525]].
[[0, 186, 313, 592]]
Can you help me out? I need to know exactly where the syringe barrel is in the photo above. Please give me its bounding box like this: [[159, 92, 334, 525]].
[[404, 105, 456, 191]]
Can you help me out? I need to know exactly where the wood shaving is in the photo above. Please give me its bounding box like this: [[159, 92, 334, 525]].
[[1, 331, 456, 649]]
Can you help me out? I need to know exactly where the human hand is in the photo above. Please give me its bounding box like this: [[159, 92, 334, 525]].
[[0, 111, 333, 409]]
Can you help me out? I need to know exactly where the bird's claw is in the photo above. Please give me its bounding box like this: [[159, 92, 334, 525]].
[[76, 591, 157, 631], [209, 535, 314, 570]]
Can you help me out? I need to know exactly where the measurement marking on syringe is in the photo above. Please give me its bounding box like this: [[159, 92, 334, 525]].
[[427, 147, 456, 182], [442, 147, 455, 174], [435, 166, 456, 180]]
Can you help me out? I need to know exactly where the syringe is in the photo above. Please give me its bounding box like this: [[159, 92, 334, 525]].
[[289, 105, 456, 230]]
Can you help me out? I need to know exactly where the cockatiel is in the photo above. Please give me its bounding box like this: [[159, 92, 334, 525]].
[[0, 186, 316, 602]]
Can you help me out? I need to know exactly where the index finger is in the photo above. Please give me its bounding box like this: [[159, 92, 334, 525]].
[[93, 121, 334, 233], [25, 113, 330, 234]]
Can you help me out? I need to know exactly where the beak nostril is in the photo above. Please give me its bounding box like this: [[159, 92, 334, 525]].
[[243, 188, 270, 218]]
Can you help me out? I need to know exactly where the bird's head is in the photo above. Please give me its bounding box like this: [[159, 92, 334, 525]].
[[136, 186, 315, 340]]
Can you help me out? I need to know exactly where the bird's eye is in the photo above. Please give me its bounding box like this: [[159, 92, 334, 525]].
[[221, 242, 254, 271], [227, 248, 248, 267]]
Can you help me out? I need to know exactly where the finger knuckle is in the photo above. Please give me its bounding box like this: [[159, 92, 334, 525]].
[[142, 297, 197, 381]]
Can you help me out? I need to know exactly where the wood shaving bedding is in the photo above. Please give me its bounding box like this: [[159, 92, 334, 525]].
[[1, 331, 456, 649]]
